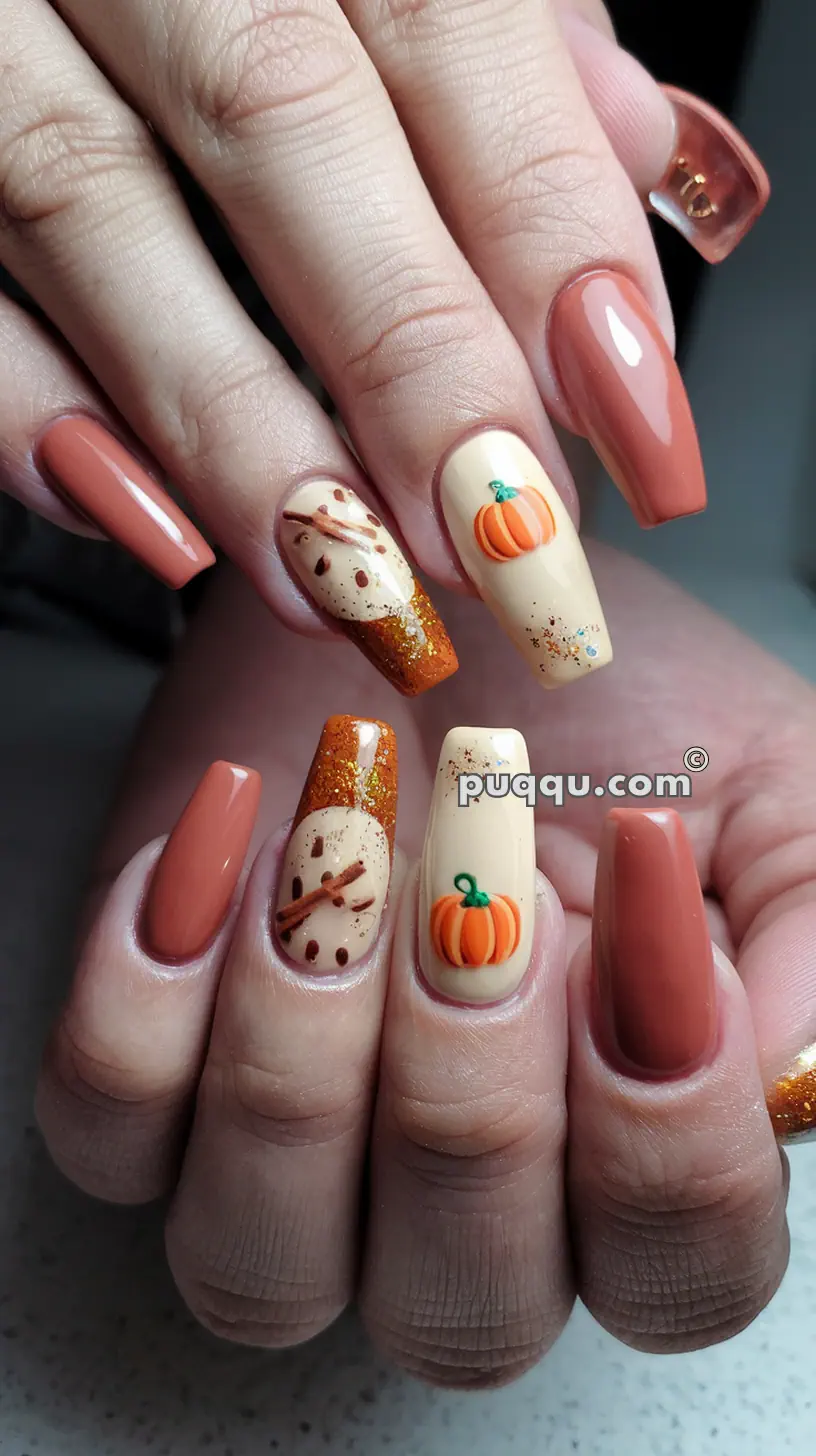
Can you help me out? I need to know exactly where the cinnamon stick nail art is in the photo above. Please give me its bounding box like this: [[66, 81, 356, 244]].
[[279, 481, 457, 695], [274, 716, 398, 972], [766, 1045, 816, 1144]]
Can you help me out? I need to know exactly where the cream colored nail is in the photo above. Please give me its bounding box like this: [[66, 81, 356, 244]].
[[439, 430, 612, 687], [275, 716, 398, 972], [419, 726, 536, 1005], [280, 480, 457, 696]]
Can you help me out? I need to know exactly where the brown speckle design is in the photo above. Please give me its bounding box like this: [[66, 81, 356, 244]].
[[320, 871, 332, 884], [356, 570, 369, 588], [280, 929, 291, 943], [375, 544, 387, 554], [333, 488, 345, 501], [367, 513, 382, 527], [311, 836, 324, 858], [317, 504, 328, 514], [305, 940, 319, 962], [315, 556, 330, 576], [292, 876, 303, 900], [351, 897, 375, 912], [336, 948, 349, 967]]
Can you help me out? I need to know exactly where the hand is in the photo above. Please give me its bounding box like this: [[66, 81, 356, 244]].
[[35, 544, 810, 1384], [0, 0, 767, 696]]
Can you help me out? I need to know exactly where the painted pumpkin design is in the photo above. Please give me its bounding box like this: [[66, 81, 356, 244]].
[[430, 873, 521, 968], [474, 480, 556, 562]]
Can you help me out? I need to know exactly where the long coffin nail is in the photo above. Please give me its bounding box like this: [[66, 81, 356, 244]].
[[766, 1045, 816, 1144], [37, 417, 215, 588], [279, 481, 457, 695], [274, 716, 398, 972], [592, 809, 717, 1078], [419, 727, 536, 1005], [650, 87, 770, 264], [143, 761, 262, 962], [550, 270, 706, 528], [439, 432, 612, 687]]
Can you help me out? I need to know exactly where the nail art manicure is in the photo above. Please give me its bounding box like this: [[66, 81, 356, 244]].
[[550, 270, 706, 528], [37, 417, 215, 588], [143, 761, 262, 962], [592, 809, 717, 1078], [766, 1044, 816, 1144], [439, 432, 612, 687], [650, 87, 770, 264], [279, 481, 457, 695], [419, 727, 536, 1005], [274, 716, 398, 972]]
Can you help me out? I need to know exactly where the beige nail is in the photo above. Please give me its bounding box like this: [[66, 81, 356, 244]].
[[419, 726, 536, 1005], [439, 430, 612, 687], [280, 480, 457, 695]]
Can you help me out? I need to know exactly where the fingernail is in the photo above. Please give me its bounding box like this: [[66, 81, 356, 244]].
[[439, 432, 612, 687], [550, 270, 706, 528], [36, 417, 215, 588], [419, 726, 536, 1005], [766, 1044, 816, 1144], [592, 809, 717, 1078], [650, 87, 770, 264], [274, 715, 398, 972], [279, 481, 458, 695], [142, 761, 262, 962]]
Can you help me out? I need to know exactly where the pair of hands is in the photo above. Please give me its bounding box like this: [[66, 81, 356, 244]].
[[35, 557, 815, 1385]]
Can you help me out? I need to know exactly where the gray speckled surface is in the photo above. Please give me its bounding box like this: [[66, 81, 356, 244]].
[[1, 634, 816, 1456]]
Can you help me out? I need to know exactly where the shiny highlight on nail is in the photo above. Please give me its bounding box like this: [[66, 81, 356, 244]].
[[766, 1043, 816, 1144]]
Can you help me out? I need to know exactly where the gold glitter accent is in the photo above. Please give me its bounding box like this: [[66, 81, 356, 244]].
[[766, 1043, 816, 1143], [293, 716, 398, 852], [345, 580, 458, 696]]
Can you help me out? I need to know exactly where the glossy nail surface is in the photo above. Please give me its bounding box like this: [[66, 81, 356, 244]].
[[275, 716, 397, 972], [280, 481, 457, 695], [650, 87, 770, 264], [143, 761, 261, 962], [550, 270, 706, 528], [37, 417, 215, 588], [766, 1044, 816, 1144], [439, 432, 612, 687], [419, 727, 536, 1005], [593, 809, 716, 1077]]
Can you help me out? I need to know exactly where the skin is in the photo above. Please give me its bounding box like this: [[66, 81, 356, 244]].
[[35, 549, 814, 1385]]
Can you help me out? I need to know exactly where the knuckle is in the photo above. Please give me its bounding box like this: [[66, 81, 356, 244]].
[[174, 0, 358, 143], [387, 1075, 562, 1176], [0, 96, 151, 233], [580, 1144, 789, 1351], [341, 278, 490, 405], [205, 1056, 370, 1149]]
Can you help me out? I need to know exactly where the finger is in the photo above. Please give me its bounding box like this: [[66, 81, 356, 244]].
[[337, 0, 706, 529], [36, 761, 261, 1204], [360, 728, 573, 1389], [569, 809, 788, 1352], [562, 14, 770, 262], [165, 718, 400, 1347], [52, 0, 612, 690], [0, 2, 456, 693], [711, 693, 816, 1144]]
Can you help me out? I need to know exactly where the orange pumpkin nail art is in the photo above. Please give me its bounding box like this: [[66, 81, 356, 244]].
[[430, 874, 521, 967], [474, 480, 555, 562]]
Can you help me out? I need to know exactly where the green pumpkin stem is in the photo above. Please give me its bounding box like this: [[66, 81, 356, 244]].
[[488, 479, 518, 504], [453, 872, 491, 908]]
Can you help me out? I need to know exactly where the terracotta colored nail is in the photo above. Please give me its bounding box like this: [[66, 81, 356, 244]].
[[279, 480, 457, 695], [37, 417, 215, 588], [592, 808, 717, 1078], [274, 716, 398, 972], [550, 270, 707, 528], [143, 761, 261, 962], [439, 432, 612, 687], [650, 87, 770, 264], [418, 726, 536, 1005], [766, 1044, 816, 1145]]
